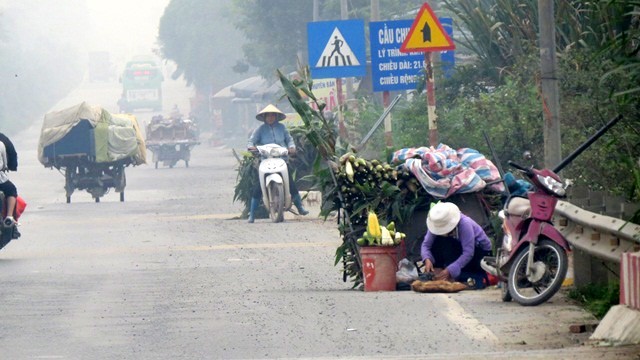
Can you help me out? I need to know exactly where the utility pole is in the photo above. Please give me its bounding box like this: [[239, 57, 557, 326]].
[[313, 0, 319, 21], [426, 0, 440, 146], [371, 0, 379, 22], [538, 0, 562, 168], [333, 0, 349, 140], [371, 0, 392, 147], [341, 0, 353, 100]]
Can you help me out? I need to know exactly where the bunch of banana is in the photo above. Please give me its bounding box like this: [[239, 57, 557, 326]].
[[335, 153, 427, 203], [334, 153, 400, 226], [337, 153, 398, 184], [331, 151, 435, 230]]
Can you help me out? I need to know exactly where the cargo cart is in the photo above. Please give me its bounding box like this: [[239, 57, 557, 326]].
[[39, 102, 146, 203], [145, 116, 199, 169]]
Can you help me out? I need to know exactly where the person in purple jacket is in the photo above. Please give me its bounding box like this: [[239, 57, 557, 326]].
[[421, 202, 493, 284]]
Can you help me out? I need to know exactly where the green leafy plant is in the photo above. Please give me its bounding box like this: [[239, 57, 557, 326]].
[[567, 283, 620, 319], [232, 150, 267, 220], [278, 65, 450, 288], [278, 65, 368, 287]]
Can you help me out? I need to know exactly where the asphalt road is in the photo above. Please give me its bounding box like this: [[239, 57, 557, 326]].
[[1, 77, 638, 359]]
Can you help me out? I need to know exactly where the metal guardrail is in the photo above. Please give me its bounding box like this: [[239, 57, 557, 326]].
[[554, 200, 640, 263]]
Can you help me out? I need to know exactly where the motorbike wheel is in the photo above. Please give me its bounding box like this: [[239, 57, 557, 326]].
[[507, 239, 568, 306], [268, 182, 285, 223]]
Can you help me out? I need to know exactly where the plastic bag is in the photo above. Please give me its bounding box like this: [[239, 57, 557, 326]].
[[396, 258, 419, 283]]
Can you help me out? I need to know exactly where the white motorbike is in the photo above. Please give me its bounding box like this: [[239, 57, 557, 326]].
[[255, 144, 292, 223]]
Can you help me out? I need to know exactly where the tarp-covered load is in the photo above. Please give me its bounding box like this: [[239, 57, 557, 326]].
[[144, 114, 199, 169], [38, 102, 146, 166], [392, 143, 505, 199], [145, 116, 199, 144]]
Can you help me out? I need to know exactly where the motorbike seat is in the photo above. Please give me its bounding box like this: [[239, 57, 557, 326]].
[[506, 196, 530, 217]]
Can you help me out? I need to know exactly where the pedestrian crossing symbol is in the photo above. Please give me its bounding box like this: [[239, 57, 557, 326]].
[[308, 19, 366, 78], [316, 28, 360, 67]]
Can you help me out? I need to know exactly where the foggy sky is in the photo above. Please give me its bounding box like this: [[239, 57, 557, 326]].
[[1, 0, 170, 65], [85, 0, 170, 62]]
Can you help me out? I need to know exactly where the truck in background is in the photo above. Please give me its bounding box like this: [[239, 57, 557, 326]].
[[118, 55, 164, 112]]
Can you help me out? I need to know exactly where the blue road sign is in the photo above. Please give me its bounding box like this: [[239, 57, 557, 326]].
[[370, 19, 455, 92], [440, 17, 455, 78], [308, 20, 366, 78], [370, 20, 423, 92]]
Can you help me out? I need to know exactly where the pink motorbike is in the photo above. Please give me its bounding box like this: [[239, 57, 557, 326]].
[[481, 160, 570, 306], [482, 114, 623, 306]]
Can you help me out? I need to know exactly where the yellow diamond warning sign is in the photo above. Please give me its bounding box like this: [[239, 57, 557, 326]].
[[400, 3, 455, 53]]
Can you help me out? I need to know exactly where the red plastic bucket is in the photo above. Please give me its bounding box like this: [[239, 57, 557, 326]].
[[360, 246, 398, 291]]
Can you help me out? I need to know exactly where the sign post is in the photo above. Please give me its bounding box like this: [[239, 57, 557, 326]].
[[308, 20, 366, 142], [400, 3, 455, 146], [370, 19, 426, 147]]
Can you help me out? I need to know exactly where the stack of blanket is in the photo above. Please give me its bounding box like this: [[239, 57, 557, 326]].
[[392, 144, 504, 199]]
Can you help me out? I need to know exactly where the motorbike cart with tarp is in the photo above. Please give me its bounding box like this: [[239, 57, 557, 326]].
[[38, 102, 146, 203], [145, 115, 199, 168]]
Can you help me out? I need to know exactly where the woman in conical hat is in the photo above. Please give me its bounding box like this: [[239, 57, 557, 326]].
[[246, 104, 308, 223]]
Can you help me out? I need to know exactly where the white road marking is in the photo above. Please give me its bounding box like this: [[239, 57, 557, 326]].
[[6, 241, 338, 258], [440, 294, 500, 344]]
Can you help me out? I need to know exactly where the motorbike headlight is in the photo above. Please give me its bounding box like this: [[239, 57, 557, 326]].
[[536, 174, 566, 197], [268, 148, 286, 157]]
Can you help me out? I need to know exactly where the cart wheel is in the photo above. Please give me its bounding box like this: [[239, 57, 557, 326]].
[[95, 197, 100, 203], [155, 161, 159, 169], [66, 196, 71, 204], [120, 192, 125, 202]]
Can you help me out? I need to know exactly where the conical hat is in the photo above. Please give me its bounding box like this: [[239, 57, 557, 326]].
[[256, 104, 286, 122]]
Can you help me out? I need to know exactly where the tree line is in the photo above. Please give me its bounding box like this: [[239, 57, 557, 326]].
[[157, 0, 639, 211]]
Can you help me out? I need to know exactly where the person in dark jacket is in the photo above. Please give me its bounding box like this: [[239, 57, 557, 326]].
[[0, 138, 18, 228]]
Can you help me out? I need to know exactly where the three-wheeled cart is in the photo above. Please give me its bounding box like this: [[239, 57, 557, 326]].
[[39, 102, 146, 203], [146, 140, 199, 168], [145, 116, 199, 169]]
